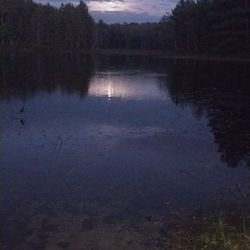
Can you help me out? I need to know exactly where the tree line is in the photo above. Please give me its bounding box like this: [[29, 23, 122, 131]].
[[0, 0, 95, 49], [96, 0, 250, 54], [165, 0, 250, 54], [0, 0, 249, 54]]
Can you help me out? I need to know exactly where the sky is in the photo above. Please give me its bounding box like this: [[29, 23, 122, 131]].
[[35, 0, 178, 23]]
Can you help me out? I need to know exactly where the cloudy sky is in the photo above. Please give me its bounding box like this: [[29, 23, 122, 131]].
[[35, 0, 178, 23]]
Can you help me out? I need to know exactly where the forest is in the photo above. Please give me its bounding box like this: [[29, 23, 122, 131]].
[[0, 0, 249, 55], [0, 0, 95, 49]]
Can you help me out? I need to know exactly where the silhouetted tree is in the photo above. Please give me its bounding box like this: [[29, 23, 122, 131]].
[[0, 0, 95, 50], [160, 0, 250, 54], [1, 0, 249, 55]]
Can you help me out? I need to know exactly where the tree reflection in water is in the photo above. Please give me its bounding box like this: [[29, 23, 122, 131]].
[[164, 59, 250, 168], [1, 53, 249, 169], [0, 52, 93, 99]]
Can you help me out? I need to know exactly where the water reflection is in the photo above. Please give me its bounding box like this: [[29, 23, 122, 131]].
[[89, 71, 167, 100], [1, 53, 250, 249], [0, 52, 92, 99], [164, 60, 250, 167]]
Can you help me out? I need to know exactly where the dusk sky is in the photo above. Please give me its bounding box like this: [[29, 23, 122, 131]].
[[35, 0, 179, 23]]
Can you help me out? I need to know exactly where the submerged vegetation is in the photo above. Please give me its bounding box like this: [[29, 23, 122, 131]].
[[0, 0, 249, 56]]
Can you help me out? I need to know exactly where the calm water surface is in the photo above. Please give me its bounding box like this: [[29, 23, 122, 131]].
[[1, 53, 250, 249]]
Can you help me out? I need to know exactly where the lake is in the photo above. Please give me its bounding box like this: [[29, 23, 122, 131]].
[[1, 53, 250, 249]]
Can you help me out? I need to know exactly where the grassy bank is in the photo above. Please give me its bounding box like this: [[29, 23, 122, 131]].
[[168, 215, 250, 249]]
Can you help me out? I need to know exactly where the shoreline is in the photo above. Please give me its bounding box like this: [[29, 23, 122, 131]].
[[94, 49, 250, 63], [1, 48, 250, 62]]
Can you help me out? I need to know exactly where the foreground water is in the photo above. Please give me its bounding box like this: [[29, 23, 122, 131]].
[[0, 53, 250, 249]]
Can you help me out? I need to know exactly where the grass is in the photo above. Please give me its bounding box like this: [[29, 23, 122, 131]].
[[170, 216, 250, 250], [198, 218, 250, 250]]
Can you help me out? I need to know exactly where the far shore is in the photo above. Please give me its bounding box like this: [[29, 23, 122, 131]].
[[1, 48, 250, 62], [94, 49, 250, 62]]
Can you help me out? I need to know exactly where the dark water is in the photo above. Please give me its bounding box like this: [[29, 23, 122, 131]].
[[1, 53, 250, 249]]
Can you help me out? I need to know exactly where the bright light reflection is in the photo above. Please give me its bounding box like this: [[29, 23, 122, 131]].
[[88, 72, 168, 100], [108, 82, 113, 100]]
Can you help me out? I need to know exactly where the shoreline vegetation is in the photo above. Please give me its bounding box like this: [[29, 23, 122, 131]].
[[95, 49, 250, 62], [170, 216, 250, 249], [1, 48, 250, 63]]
